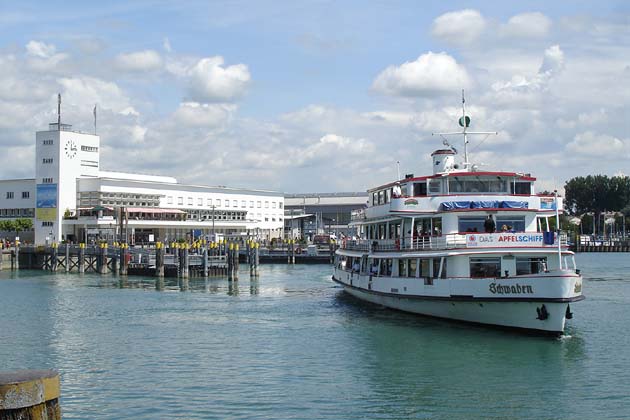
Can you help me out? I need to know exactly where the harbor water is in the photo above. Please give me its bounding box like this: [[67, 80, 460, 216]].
[[1, 253, 629, 419]]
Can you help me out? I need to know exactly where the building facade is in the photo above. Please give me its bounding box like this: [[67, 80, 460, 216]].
[[0, 121, 284, 244]]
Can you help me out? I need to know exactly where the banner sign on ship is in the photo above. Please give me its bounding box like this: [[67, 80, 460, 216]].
[[466, 233, 545, 248], [540, 197, 556, 210]]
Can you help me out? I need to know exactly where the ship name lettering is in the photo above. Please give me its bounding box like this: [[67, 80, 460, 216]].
[[488, 283, 534, 294]]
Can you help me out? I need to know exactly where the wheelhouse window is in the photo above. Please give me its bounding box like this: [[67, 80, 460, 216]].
[[398, 259, 407, 277], [408, 258, 417, 277], [470, 257, 501, 278], [429, 180, 441, 194], [511, 181, 532, 195], [449, 178, 507, 193], [413, 182, 427, 196], [516, 257, 547, 275], [433, 258, 446, 279]]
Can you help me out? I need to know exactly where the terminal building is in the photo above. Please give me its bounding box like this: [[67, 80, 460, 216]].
[[284, 192, 368, 240], [0, 115, 284, 245]]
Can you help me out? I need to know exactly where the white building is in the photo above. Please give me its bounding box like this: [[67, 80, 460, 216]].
[[0, 120, 284, 244]]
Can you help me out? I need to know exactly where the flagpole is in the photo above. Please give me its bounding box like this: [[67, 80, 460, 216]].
[[93, 104, 97, 134]]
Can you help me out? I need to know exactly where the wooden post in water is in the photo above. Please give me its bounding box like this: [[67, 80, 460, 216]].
[[255, 242, 260, 277], [119, 244, 128, 276], [0, 243, 4, 271], [111, 244, 118, 275], [233, 243, 239, 281], [202, 246, 208, 278], [0, 370, 61, 420], [155, 242, 165, 278], [50, 243, 58, 272], [99, 243, 108, 274], [181, 245, 189, 279], [78, 243, 85, 273], [227, 243, 234, 281], [64, 244, 70, 273]]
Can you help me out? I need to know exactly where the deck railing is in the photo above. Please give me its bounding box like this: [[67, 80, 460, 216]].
[[342, 232, 569, 252]]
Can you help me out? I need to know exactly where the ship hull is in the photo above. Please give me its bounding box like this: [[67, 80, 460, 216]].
[[332, 275, 583, 335]]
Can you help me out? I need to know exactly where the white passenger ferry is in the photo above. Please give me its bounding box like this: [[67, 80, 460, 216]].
[[332, 95, 584, 335]]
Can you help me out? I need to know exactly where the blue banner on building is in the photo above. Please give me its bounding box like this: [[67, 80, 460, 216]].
[[36, 184, 58, 208]]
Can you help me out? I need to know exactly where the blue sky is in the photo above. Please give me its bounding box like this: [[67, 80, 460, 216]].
[[0, 1, 628, 192]]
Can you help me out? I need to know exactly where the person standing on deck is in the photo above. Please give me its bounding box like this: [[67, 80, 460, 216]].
[[484, 215, 496, 233]]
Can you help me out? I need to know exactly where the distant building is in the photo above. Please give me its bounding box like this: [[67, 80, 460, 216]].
[[284, 192, 368, 240], [0, 118, 284, 244]]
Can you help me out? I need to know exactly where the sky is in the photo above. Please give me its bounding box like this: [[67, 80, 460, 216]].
[[0, 0, 628, 193]]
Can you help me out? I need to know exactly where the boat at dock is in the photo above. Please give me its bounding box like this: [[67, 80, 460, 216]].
[[332, 93, 584, 335]]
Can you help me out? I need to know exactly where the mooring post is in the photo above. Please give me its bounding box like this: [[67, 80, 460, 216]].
[[202, 246, 208, 278], [99, 243, 108, 274], [0, 243, 4, 271], [64, 243, 70, 272], [227, 243, 234, 281], [255, 242, 260, 277], [182, 244, 189, 279], [50, 243, 58, 272], [111, 244, 118, 275], [0, 370, 61, 420], [233, 243, 239, 281], [78, 243, 85, 273], [155, 242, 164, 278], [119, 243, 128, 276]]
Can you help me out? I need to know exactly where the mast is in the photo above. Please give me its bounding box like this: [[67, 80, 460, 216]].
[[432, 90, 497, 171], [57, 93, 61, 130]]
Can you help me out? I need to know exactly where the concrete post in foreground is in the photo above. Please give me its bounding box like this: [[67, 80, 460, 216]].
[[0, 370, 61, 420]]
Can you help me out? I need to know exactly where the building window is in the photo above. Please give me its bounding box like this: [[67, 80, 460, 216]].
[[21, 191, 29, 199], [241, 200, 246, 208], [42, 221, 53, 227], [178, 197, 183, 205], [42, 158, 53, 164], [207, 198, 213, 206], [42, 139, 54, 145], [6, 192, 14, 199], [233, 200, 237, 207], [272, 202, 276, 209], [225, 200, 230, 208], [469, 257, 501, 278], [81, 145, 98, 153], [198, 198, 203, 206], [249, 201, 254, 208], [265, 201, 269, 208], [279, 203, 283, 209], [167, 196, 173, 204], [216, 199, 221, 207]]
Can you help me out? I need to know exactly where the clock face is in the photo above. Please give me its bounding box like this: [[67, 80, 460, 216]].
[[65, 140, 77, 159]]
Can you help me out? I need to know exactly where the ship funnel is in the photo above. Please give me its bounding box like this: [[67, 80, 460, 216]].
[[431, 149, 457, 174]]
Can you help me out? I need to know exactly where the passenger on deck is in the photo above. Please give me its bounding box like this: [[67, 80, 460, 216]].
[[484, 215, 496, 233]]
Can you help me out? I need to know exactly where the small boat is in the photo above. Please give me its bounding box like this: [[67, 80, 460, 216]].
[[332, 92, 584, 335]]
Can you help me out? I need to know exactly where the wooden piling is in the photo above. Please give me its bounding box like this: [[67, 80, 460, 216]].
[[227, 243, 234, 281], [50, 244, 58, 272], [0, 244, 3, 271], [202, 247, 208, 278], [255, 243, 260, 277], [99, 244, 108, 274], [64, 244, 69, 273], [181, 245, 189, 279], [233, 244, 239, 281], [155, 242, 165, 278], [0, 370, 61, 420], [119, 244, 128, 276], [78, 244, 85, 273]]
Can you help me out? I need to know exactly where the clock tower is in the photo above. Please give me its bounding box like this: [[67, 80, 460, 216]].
[[34, 121, 100, 244]]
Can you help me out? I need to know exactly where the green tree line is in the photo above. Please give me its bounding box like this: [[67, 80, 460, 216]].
[[564, 175, 630, 235]]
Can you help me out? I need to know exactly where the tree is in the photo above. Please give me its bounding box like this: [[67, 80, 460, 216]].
[[0, 218, 33, 240]]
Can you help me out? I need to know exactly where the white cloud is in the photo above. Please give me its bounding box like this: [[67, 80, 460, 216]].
[[372, 52, 471, 97], [163, 37, 172, 53], [187, 56, 251, 103], [431, 9, 486, 44], [114, 50, 162, 72], [501, 12, 552, 38], [566, 131, 626, 156], [171, 102, 236, 128], [57, 76, 136, 115], [26, 41, 56, 58]]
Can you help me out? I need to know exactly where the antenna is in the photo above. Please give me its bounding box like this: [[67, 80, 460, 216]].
[[432, 89, 497, 171], [93, 104, 97, 134], [57, 93, 61, 130]]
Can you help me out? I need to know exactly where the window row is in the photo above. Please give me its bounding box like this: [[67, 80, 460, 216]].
[[0, 208, 34, 217], [166, 196, 282, 209]]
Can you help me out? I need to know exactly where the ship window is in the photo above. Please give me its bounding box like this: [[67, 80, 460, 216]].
[[408, 258, 417, 277], [458, 217, 485, 233], [516, 257, 547, 275], [470, 257, 501, 278], [378, 190, 384, 205], [432, 258, 447, 279], [385, 189, 391, 203], [420, 259, 430, 277], [413, 182, 427, 196], [380, 258, 392, 276], [398, 259, 407, 277], [496, 216, 525, 232], [429, 180, 441, 194], [449, 179, 507, 193], [511, 182, 532, 195]]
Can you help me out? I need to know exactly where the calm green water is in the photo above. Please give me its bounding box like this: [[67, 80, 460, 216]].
[[1, 254, 629, 419]]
